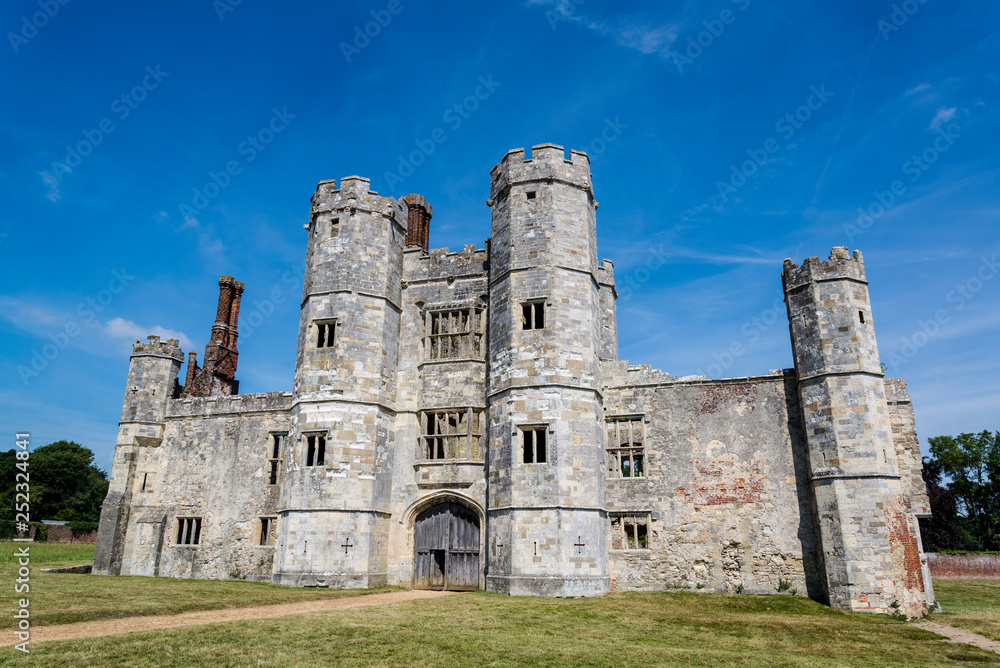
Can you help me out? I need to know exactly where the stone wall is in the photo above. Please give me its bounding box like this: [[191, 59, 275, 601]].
[[119, 392, 291, 582], [885, 378, 932, 517], [603, 373, 824, 598]]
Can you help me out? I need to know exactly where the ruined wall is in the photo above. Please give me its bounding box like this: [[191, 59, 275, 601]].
[[119, 392, 290, 582], [597, 261, 618, 361], [885, 379, 932, 518], [602, 371, 823, 597]]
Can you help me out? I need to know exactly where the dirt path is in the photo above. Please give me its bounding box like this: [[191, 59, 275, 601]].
[[3, 589, 456, 646], [916, 621, 1000, 656]]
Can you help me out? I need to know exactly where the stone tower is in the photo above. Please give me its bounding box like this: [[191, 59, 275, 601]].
[[485, 144, 609, 596], [93, 336, 183, 575], [272, 176, 407, 587], [783, 247, 926, 617]]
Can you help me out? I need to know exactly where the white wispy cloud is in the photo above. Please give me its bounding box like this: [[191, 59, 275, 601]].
[[0, 296, 191, 356], [905, 83, 931, 95], [39, 171, 61, 202], [929, 106, 957, 129], [176, 214, 226, 256], [526, 1, 680, 59], [103, 317, 193, 350]]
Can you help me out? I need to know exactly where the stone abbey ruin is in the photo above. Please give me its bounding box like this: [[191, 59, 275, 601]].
[[95, 143, 933, 617]]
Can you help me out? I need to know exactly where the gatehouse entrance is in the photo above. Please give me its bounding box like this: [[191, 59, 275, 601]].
[[413, 502, 480, 591]]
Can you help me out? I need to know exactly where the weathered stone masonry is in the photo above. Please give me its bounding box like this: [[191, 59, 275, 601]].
[[95, 143, 933, 616]]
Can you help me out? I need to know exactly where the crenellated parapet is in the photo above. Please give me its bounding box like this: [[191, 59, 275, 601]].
[[309, 177, 408, 231], [130, 335, 184, 361], [782, 247, 867, 289], [489, 143, 594, 201], [403, 243, 489, 286], [597, 259, 617, 290], [783, 247, 879, 380]]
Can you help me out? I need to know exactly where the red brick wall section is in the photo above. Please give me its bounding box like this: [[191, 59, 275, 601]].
[[928, 553, 1000, 579], [34, 524, 99, 543], [888, 507, 924, 591]]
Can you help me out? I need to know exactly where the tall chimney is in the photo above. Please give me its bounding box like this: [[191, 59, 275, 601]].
[[403, 194, 432, 254], [227, 279, 245, 351], [182, 275, 244, 397]]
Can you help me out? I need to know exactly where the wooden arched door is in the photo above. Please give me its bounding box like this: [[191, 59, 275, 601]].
[[413, 502, 480, 591]]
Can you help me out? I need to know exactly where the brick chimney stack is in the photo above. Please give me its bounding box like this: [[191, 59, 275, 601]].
[[403, 194, 432, 254], [181, 276, 245, 397]]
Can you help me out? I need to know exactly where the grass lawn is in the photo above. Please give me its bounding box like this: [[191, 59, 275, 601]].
[[3, 543, 997, 666], [4, 591, 999, 667], [0, 541, 394, 627], [932, 579, 1000, 641]]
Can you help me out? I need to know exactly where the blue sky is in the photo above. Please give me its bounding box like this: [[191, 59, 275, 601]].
[[1, 0, 997, 471]]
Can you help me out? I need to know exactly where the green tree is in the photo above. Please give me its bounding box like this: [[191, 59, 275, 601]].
[[918, 456, 967, 551], [0, 440, 109, 524], [927, 430, 1000, 551]]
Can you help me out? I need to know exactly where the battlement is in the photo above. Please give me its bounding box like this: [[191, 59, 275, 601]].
[[310, 177, 408, 229], [602, 360, 676, 388], [166, 391, 293, 418], [131, 335, 183, 360], [884, 378, 911, 404], [490, 143, 592, 200], [782, 246, 867, 290], [597, 259, 616, 288], [403, 243, 489, 284]]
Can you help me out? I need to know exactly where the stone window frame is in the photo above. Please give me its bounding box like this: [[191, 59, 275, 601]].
[[302, 430, 328, 468], [609, 512, 651, 551], [313, 319, 337, 350], [257, 516, 277, 547], [267, 432, 287, 485], [175, 516, 203, 546], [422, 307, 486, 361], [419, 408, 485, 461], [520, 299, 546, 331], [310, 318, 340, 350], [605, 415, 646, 479], [313, 214, 340, 239], [519, 424, 550, 464]]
